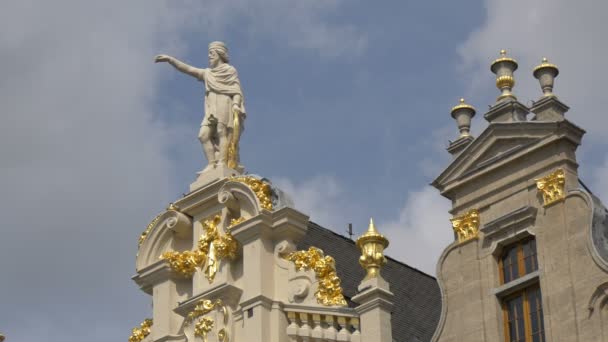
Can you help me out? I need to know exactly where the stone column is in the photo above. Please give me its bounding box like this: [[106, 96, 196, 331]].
[[352, 277, 394, 342], [352, 219, 393, 342]]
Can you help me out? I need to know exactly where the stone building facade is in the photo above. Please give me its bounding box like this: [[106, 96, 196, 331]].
[[432, 52, 608, 341], [131, 175, 439, 342], [129, 50, 608, 342]]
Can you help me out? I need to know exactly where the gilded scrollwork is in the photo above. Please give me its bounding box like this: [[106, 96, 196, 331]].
[[286, 247, 347, 306], [229, 216, 247, 228], [160, 215, 238, 282], [450, 209, 480, 243], [536, 168, 566, 206], [128, 318, 153, 342], [229, 176, 273, 211], [185, 299, 229, 342], [160, 250, 206, 277]]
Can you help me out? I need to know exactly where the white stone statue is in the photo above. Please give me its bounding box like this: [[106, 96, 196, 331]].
[[155, 41, 246, 172]]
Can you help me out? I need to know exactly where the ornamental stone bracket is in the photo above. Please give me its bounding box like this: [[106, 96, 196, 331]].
[[450, 209, 480, 244], [182, 299, 231, 342], [536, 168, 566, 206], [279, 246, 348, 307]]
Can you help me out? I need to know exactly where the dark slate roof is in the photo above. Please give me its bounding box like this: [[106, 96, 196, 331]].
[[297, 222, 441, 342]]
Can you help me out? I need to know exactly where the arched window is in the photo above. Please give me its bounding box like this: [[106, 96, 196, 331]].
[[499, 238, 545, 342]]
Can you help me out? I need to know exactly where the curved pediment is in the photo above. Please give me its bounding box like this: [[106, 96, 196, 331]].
[[136, 209, 193, 272]]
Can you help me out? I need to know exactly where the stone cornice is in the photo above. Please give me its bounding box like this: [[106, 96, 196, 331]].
[[231, 208, 309, 245], [282, 303, 357, 317], [173, 178, 229, 215], [433, 120, 585, 195], [436, 122, 584, 200], [352, 286, 394, 314], [481, 206, 537, 238], [174, 283, 243, 317], [131, 260, 173, 294]]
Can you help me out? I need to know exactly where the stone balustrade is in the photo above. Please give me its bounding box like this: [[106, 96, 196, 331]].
[[285, 309, 361, 342]]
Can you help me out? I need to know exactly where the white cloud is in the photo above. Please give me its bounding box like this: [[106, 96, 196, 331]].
[[0, 1, 203, 340], [458, 0, 608, 202], [0, 0, 367, 339], [185, 0, 367, 58], [273, 175, 351, 230], [383, 187, 452, 275]]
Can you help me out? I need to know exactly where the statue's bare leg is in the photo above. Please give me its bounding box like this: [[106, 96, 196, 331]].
[[217, 124, 230, 166], [198, 125, 217, 170]]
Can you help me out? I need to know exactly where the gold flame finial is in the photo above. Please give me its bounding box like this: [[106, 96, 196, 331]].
[[356, 218, 389, 280]]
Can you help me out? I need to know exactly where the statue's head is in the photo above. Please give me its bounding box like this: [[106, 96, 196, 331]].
[[208, 41, 229, 67]]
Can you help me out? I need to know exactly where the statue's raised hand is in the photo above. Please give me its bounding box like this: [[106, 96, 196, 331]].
[[154, 54, 172, 63]]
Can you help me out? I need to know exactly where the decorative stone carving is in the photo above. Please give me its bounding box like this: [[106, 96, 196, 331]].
[[491, 49, 518, 102], [284, 247, 347, 306], [139, 203, 186, 248], [356, 218, 389, 281], [184, 299, 229, 342], [536, 168, 566, 206], [128, 318, 153, 342], [136, 206, 193, 272], [161, 215, 238, 282], [450, 209, 480, 243], [228, 176, 273, 211], [155, 41, 246, 173]]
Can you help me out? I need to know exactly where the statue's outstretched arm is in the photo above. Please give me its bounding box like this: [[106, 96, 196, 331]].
[[155, 54, 204, 80]]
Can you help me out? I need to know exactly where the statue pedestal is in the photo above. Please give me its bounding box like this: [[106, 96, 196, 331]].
[[190, 164, 241, 192]]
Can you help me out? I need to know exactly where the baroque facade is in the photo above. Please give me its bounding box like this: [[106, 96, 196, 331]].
[[432, 51, 608, 342], [130, 48, 608, 342]]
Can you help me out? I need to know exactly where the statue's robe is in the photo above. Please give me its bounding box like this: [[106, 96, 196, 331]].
[[197, 64, 246, 128]]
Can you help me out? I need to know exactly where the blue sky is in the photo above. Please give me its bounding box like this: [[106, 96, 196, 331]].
[[2, 0, 608, 340]]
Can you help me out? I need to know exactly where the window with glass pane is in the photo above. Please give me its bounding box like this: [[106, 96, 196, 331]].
[[503, 286, 545, 342], [500, 238, 545, 342], [500, 238, 538, 284]]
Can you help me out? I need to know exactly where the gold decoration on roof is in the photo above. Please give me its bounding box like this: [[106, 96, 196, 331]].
[[286, 247, 347, 306], [451, 98, 475, 115], [533, 57, 559, 76], [160, 215, 238, 281], [536, 168, 566, 206], [229, 216, 247, 228], [356, 218, 389, 280], [229, 176, 273, 211], [139, 214, 161, 248], [185, 299, 229, 341], [491, 49, 518, 69], [491, 50, 518, 101], [450, 209, 480, 243], [128, 318, 153, 342], [160, 250, 205, 277], [496, 75, 515, 89], [139, 203, 181, 248]]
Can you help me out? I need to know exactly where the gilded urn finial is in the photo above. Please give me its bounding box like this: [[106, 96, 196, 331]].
[[533, 57, 559, 97], [451, 98, 476, 138], [491, 49, 518, 102], [356, 218, 389, 280]]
